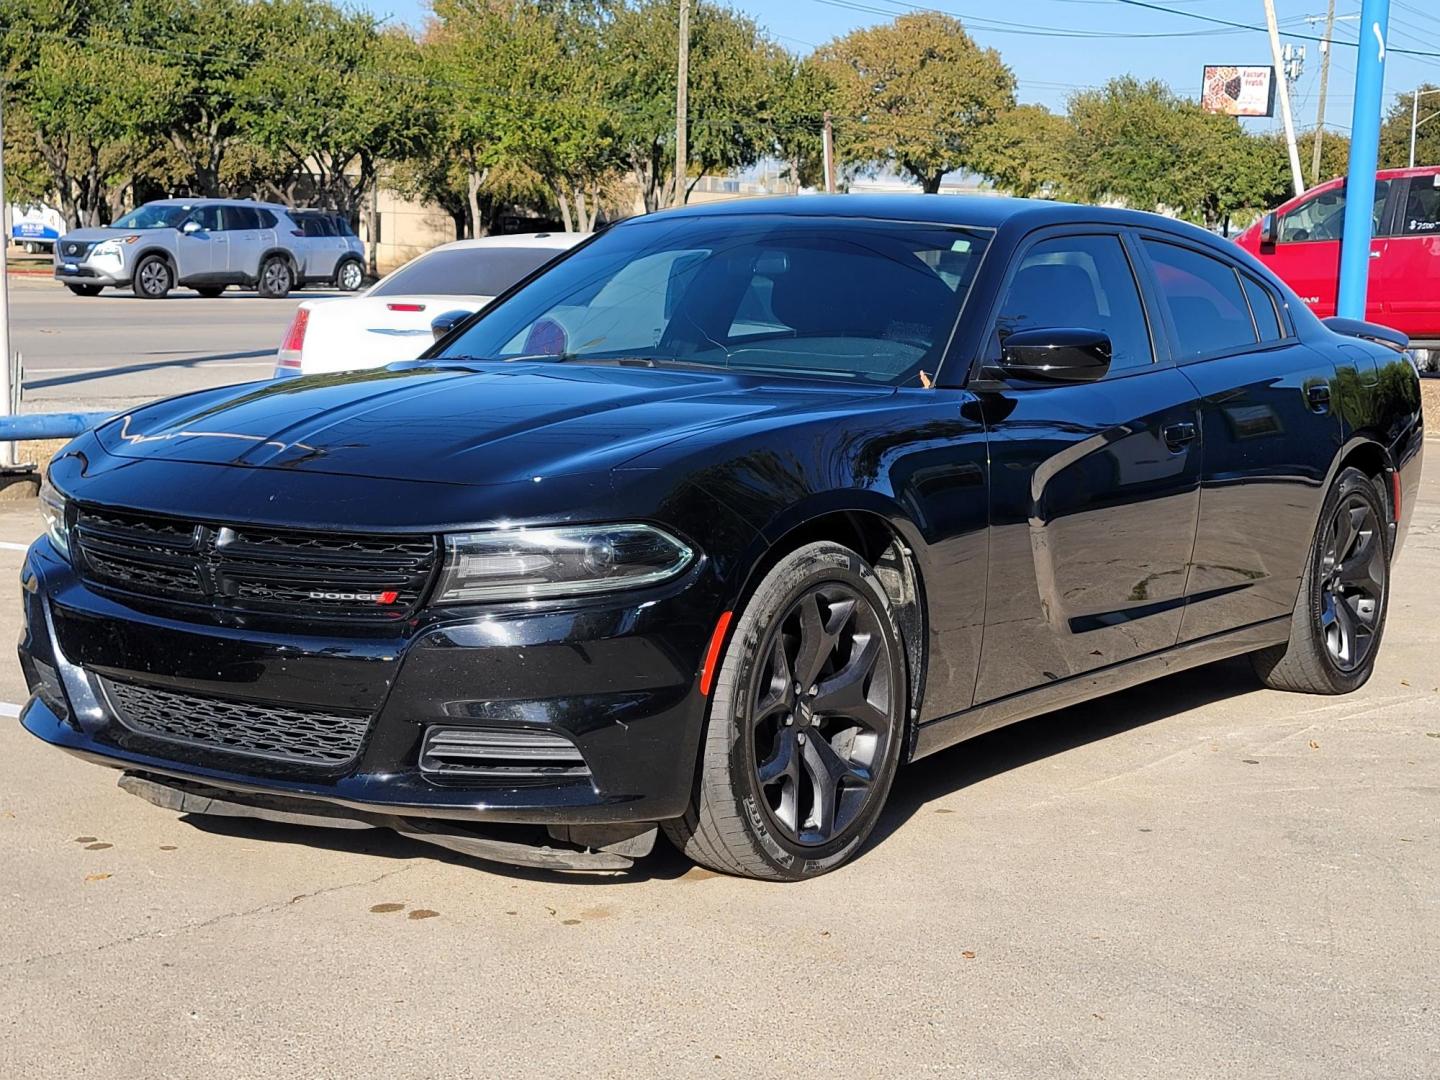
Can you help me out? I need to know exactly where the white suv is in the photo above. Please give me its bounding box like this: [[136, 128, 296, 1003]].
[[55, 198, 317, 299]]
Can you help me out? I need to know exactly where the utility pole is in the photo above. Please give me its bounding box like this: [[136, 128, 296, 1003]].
[[0, 91, 13, 469], [1264, 0, 1306, 197], [822, 111, 836, 194], [1311, 0, 1336, 184], [1412, 87, 1420, 166], [1336, 0, 1390, 320], [673, 0, 690, 208]]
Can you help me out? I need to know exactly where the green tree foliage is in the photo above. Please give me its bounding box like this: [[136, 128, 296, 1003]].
[[602, 0, 788, 212], [1380, 84, 1440, 169], [816, 12, 1015, 193], [973, 104, 1073, 198]]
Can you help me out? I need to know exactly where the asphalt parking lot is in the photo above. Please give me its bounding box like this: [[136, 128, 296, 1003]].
[[1, 454, 1436, 1077], [10, 275, 307, 412]]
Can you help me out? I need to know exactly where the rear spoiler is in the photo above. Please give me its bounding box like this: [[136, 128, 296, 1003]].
[[1322, 316, 1409, 354]]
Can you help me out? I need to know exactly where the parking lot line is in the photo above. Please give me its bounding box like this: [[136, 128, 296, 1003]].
[[0, 541, 31, 551]]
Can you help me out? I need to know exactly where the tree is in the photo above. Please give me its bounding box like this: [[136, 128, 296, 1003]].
[[973, 104, 1073, 198], [1380, 84, 1440, 169], [0, 0, 178, 226], [815, 12, 1015, 193], [602, 0, 787, 212]]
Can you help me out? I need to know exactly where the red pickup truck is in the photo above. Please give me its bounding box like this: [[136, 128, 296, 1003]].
[[1236, 165, 1440, 368]]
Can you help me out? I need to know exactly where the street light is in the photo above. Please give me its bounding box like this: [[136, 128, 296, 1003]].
[[1408, 87, 1440, 167]]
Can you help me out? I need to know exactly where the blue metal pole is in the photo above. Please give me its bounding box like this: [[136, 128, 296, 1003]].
[[1336, 0, 1390, 319]]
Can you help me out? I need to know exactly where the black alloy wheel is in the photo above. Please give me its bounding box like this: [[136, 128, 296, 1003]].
[[665, 541, 907, 880], [1252, 466, 1391, 694], [1316, 491, 1386, 672], [750, 584, 895, 846]]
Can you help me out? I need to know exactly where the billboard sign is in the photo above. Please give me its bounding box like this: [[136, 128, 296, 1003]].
[[1201, 65, 1276, 117]]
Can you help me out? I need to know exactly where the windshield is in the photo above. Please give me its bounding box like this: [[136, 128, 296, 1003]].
[[435, 216, 991, 385], [372, 246, 567, 298], [112, 204, 194, 230]]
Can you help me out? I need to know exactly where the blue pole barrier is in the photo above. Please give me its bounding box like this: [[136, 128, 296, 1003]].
[[1336, 0, 1391, 319], [0, 412, 112, 442]]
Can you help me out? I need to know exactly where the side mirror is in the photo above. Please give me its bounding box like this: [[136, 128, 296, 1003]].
[[181, 220, 202, 235], [999, 327, 1111, 384], [430, 309, 472, 343], [1261, 212, 1279, 245]]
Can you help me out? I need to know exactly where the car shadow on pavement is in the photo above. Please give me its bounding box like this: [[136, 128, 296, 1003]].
[[864, 657, 1266, 855]]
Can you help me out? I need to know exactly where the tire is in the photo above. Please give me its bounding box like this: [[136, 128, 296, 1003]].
[[334, 259, 364, 292], [65, 284, 103, 297], [195, 286, 225, 299], [1251, 467, 1391, 694], [665, 542, 908, 881], [257, 256, 293, 299], [133, 255, 173, 299]]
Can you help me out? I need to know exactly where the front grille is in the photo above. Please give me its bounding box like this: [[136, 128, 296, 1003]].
[[73, 506, 438, 620], [59, 239, 95, 260], [419, 727, 591, 784], [102, 677, 370, 767]]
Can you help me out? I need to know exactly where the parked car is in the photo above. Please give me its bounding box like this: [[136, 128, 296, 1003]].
[[10, 202, 65, 254], [1236, 165, 1440, 368], [289, 210, 366, 292], [273, 232, 587, 376], [22, 196, 1422, 881], [54, 198, 309, 299]]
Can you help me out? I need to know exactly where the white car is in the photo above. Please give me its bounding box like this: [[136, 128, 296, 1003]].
[[274, 232, 589, 377]]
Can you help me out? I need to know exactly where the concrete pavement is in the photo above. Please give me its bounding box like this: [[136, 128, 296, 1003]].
[[0, 463, 1436, 1077]]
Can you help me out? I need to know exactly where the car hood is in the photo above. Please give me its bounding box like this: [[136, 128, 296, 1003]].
[[61, 227, 166, 244], [95, 363, 894, 487]]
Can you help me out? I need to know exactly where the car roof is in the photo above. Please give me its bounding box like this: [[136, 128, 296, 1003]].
[[431, 233, 591, 253], [142, 197, 290, 211], [631, 193, 1223, 242]]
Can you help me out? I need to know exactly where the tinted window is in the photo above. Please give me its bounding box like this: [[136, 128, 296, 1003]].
[[332, 215, 356, 237], [997, 234, 1153, 372], [1399, 178, 1440, 235], [112, 204, 192, 229], [372, 247, 565, 299], [1144, 241, 1256, 360], [255, 209, 277, 229], [1279, 180, 1391, 242], [187, 206, 221, 232], [223, 206, 259, 231], [438, 218, 992, 386], [298, 216, 333, 238], [1241, 274, 1283, 342]]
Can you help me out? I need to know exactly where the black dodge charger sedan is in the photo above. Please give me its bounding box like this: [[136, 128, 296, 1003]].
[[20, 196, 1423, 880]]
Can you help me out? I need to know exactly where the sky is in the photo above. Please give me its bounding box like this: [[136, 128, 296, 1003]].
[[359, 0, 1440, 136]]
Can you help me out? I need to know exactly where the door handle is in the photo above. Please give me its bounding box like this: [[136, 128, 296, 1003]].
[[1307, 382, 1331, 412], [1162, 421, 1197, 450]]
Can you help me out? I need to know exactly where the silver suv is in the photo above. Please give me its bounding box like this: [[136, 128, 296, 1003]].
[[54, 199, 362, 299]]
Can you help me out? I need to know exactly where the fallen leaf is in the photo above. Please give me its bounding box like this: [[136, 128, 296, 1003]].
[[561, 918, 581, 926], [84, 842, 112, 850], [408, 909, 439, 921], [1426, 733, 1440, 739], [934, 808, 955, 815], [1309, 740, 1320, 750], [1401, 680, 1410, 686], [961, 950, 976, 959], [369, 903, 404, 914], [159, 845, 177, 851], [819, 930, 831, 938], [74, 836, 97, 844], [1093, 1013, 1105, 1021], [1242, 759, 1259, 765], [83, 873, 111, 884]]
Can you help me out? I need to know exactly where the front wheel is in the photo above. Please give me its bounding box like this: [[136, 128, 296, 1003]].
[[257, 256, 293, 299], [665, 542, 907, 881], [1251, 467, 1391, 694], [133, 256, 173, 299]]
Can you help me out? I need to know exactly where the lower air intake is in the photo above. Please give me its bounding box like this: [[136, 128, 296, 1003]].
[[419, 727, 590, 783]]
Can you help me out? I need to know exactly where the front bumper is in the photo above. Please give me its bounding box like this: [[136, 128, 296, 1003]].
[[53, 261, 128, 287], [18, 536, 717, 827]]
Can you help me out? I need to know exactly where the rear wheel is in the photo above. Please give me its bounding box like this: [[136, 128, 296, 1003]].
[[665, 542, 906, 881], [257, 256, 293, 299], [335, 259, 364, 292], [65, 284, 103, 297], [133, 256, 172, 299], [1251, 467, 1391, 694]]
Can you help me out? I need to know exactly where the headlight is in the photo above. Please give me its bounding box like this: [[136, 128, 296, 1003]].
[[93, 240, 123, 260], [38, 472, 70, 558], [435, 524, 693, 603]]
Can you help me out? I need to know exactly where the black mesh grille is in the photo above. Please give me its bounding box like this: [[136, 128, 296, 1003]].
[[102, 678, 370, 767], [73, 506, 438, 620], [420, 727, 591, 784]]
